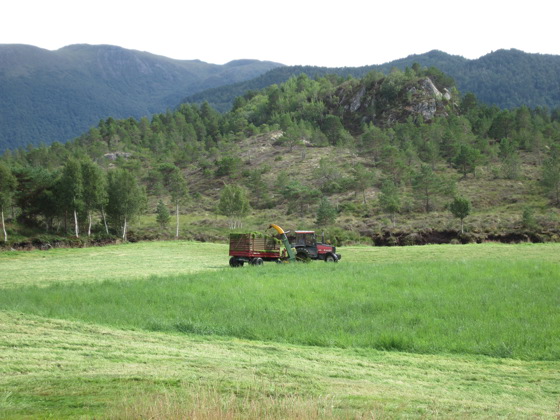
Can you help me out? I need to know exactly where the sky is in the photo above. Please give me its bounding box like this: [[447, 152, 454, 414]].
[[2, 0, 558, 67]]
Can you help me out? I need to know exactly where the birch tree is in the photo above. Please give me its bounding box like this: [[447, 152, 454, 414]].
[[218, 184, 251, 229], [107, 169, 145, 241], [0, 163, 17, 242], [166, 167, 188, 239], [58, 159, 83, 237], [81, 159, 108, 236]]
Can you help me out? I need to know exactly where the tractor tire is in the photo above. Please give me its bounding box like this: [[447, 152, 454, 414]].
[[296, 249, 311, 263], [325, 254, 337, 263]]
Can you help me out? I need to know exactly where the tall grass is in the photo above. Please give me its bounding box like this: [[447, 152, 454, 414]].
[[1, 259, 558, 360], [108, 387, 346, 420]]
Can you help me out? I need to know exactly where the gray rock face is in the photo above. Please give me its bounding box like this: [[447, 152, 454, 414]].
[[412, 98, 439, 120], [104, 152, 132, 161], [420, 77, 443, 98], [337, 76, 452, 127]]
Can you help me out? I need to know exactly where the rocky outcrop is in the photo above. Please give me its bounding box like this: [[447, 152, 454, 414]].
[[335, 76, 454, 129]]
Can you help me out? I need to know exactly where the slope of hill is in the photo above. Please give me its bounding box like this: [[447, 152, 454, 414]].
[[2, 67, 559, 248], [0, 44, 283, 151], [186, 49, 560, 111]]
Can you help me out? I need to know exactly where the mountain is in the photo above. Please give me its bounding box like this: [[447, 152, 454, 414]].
[[185, 49, 560, 112], [0, 44, 283, 152]]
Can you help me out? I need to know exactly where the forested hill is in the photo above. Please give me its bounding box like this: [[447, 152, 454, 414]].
[[186, 49, 560, 112], [2, 67, 560, 247], [0, 44, 283, 152]]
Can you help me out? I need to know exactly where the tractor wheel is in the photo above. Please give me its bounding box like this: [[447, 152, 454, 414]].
[[296, 249, 311, 263], [325, 254, 337, 262]]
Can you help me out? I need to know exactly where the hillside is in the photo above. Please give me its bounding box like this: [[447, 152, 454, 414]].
[[1, 67, 559, 248], [186, 49, 560, 112], [0, 44, 282, 151]]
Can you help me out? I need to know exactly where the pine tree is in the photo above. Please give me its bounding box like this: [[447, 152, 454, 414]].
[[378, 179, 401, 227], [449, 196, 472, 233], [453, 143, 481, 178], [412, 165, 452, 213], [316, 197, 337, 227], [541, 146, 560, 206], [156, 200, 170, 230]]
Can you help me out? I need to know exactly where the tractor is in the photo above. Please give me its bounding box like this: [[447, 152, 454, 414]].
[[228, 224, 340, 266], [285, 229, 341, 262]]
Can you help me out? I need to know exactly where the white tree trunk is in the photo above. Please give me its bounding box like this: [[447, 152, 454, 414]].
[[175, 203, 179, 239], [1, 209, 7, 242], [101, 206, 109, 234], [122, 216, 127, 241], [88, 212, 92, 237], [73, 209, 79, 238]]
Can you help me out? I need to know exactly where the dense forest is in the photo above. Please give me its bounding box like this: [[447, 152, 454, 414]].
[[0, 44, 282, 151], [186, 49, 560, 112], [1, 65, 560, 248]]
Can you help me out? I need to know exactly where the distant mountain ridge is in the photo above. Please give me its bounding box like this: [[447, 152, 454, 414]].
[[0, 44, 283, 151], [186, 49, 560, 112], [2, 46, 560, 153]]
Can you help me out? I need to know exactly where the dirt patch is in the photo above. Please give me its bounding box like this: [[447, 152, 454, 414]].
[[370, 228, 560, 246]]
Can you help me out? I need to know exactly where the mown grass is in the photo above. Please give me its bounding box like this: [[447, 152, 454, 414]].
[[1, 311, 558, 419], [0, 240, 226, 288], [1, 258, 558, 360]]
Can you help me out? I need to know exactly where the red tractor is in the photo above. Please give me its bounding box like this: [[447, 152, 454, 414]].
[[286, 230, 341, 262], [228, 224, 340, 266]]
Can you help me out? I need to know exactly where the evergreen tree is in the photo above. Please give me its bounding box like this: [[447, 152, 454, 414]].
[[541, 146, 560, 206], [449, 195, 472, 233], [453, 143, 481, 178], [378, 179, 401, 227], [352, 164, 375, 205], [412, 165, 452, 212], [244, 169, 271, 209], [521, 206, 538, 230], [156, 199, 170, 230], [0, 163, 17, 242], [316, 197, 337, 227]]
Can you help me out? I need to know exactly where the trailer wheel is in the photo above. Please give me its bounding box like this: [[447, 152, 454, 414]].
[[325, 254, 337, 262], [229, 257, 242, 267], [252, 257, 264, 266]]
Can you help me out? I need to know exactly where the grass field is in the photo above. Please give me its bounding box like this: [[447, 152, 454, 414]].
[[1, 241, 559, 418]]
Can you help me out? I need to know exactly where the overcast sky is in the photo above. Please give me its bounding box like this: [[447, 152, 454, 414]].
[[2, 0, 558, 67]]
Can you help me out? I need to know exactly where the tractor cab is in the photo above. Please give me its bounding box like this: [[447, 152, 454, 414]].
[[287, 231, 341, 262]]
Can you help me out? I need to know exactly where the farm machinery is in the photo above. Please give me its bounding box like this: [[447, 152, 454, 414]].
[[228, 224, 341, 267]]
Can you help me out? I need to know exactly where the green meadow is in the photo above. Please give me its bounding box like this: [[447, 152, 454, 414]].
[[1, 242, 559, 418]]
